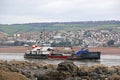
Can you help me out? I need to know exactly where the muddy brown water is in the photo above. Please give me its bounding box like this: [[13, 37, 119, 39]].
[[0, 53, 120, 66]]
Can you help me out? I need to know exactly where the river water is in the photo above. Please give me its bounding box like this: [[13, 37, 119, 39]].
[[0, 53, 120, 66]]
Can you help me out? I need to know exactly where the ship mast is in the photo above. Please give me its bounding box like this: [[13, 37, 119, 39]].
[[35, 29, 46, 46]]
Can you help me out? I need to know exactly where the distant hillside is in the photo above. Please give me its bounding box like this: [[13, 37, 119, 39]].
[[0, 20, 120, 35], [0, 32, 7, 39]]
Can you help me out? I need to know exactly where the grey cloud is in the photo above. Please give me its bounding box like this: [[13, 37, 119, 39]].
[[0, 0, 120, 24]]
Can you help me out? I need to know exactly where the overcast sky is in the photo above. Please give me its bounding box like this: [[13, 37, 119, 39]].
[[0, 0, 120, 24]]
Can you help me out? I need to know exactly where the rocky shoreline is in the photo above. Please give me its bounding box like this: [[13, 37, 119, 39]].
[[0, 60, 120, 80]]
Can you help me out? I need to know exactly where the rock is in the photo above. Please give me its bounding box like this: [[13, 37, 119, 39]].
[[0, 60, 120, 80], [65, 77, 82, 80], [21, 69, 32, 78], [78, 66, 90, 76], [33, 69, 56, 80], [0, 70, 28, 80], [8, 66, 20, 72], [41, 71, 72, 80], [57, 61, 79, 75], [91, 64, 108, 74], [110, 75, 120, 80], [30, 66, 38, 70], [35, 74, 47, 80], [35, 61, 79, 80]]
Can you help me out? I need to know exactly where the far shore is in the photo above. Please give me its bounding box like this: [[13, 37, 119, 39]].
[[0, 46, 120, 55]]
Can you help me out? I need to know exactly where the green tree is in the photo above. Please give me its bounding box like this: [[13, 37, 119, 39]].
[[14, 41, 25, 46], [84, 30, 91, 37], [107, 40, 115, 46]]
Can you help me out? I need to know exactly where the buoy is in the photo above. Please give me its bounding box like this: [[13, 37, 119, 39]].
[[32, 45, 36, 48]]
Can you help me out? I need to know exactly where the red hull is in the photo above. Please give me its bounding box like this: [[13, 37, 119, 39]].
[[48, 56, 69, 59]]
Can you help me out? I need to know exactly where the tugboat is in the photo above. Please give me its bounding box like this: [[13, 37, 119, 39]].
[[24, 44, 53, 59], [24, 31, 54, 59]]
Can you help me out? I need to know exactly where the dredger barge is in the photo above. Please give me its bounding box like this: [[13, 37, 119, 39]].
[[24, 46, 101, 60]]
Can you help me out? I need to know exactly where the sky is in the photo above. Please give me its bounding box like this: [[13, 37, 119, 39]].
[[0, 0, 120, 24]]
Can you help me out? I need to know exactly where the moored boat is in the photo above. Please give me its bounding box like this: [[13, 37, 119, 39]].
[[24, 44, 54, 59], [24, 48, 101, 60], [24, 48, 72, 59], [67, 52, 101, 60]]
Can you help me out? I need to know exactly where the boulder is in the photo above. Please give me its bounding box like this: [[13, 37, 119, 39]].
[[35, 61, 79, 80], [57, 61, 78, 72], [36, 71, 72, 80]]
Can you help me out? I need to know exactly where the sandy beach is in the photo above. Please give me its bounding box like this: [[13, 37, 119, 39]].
[[0, 46, 30, 53]]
